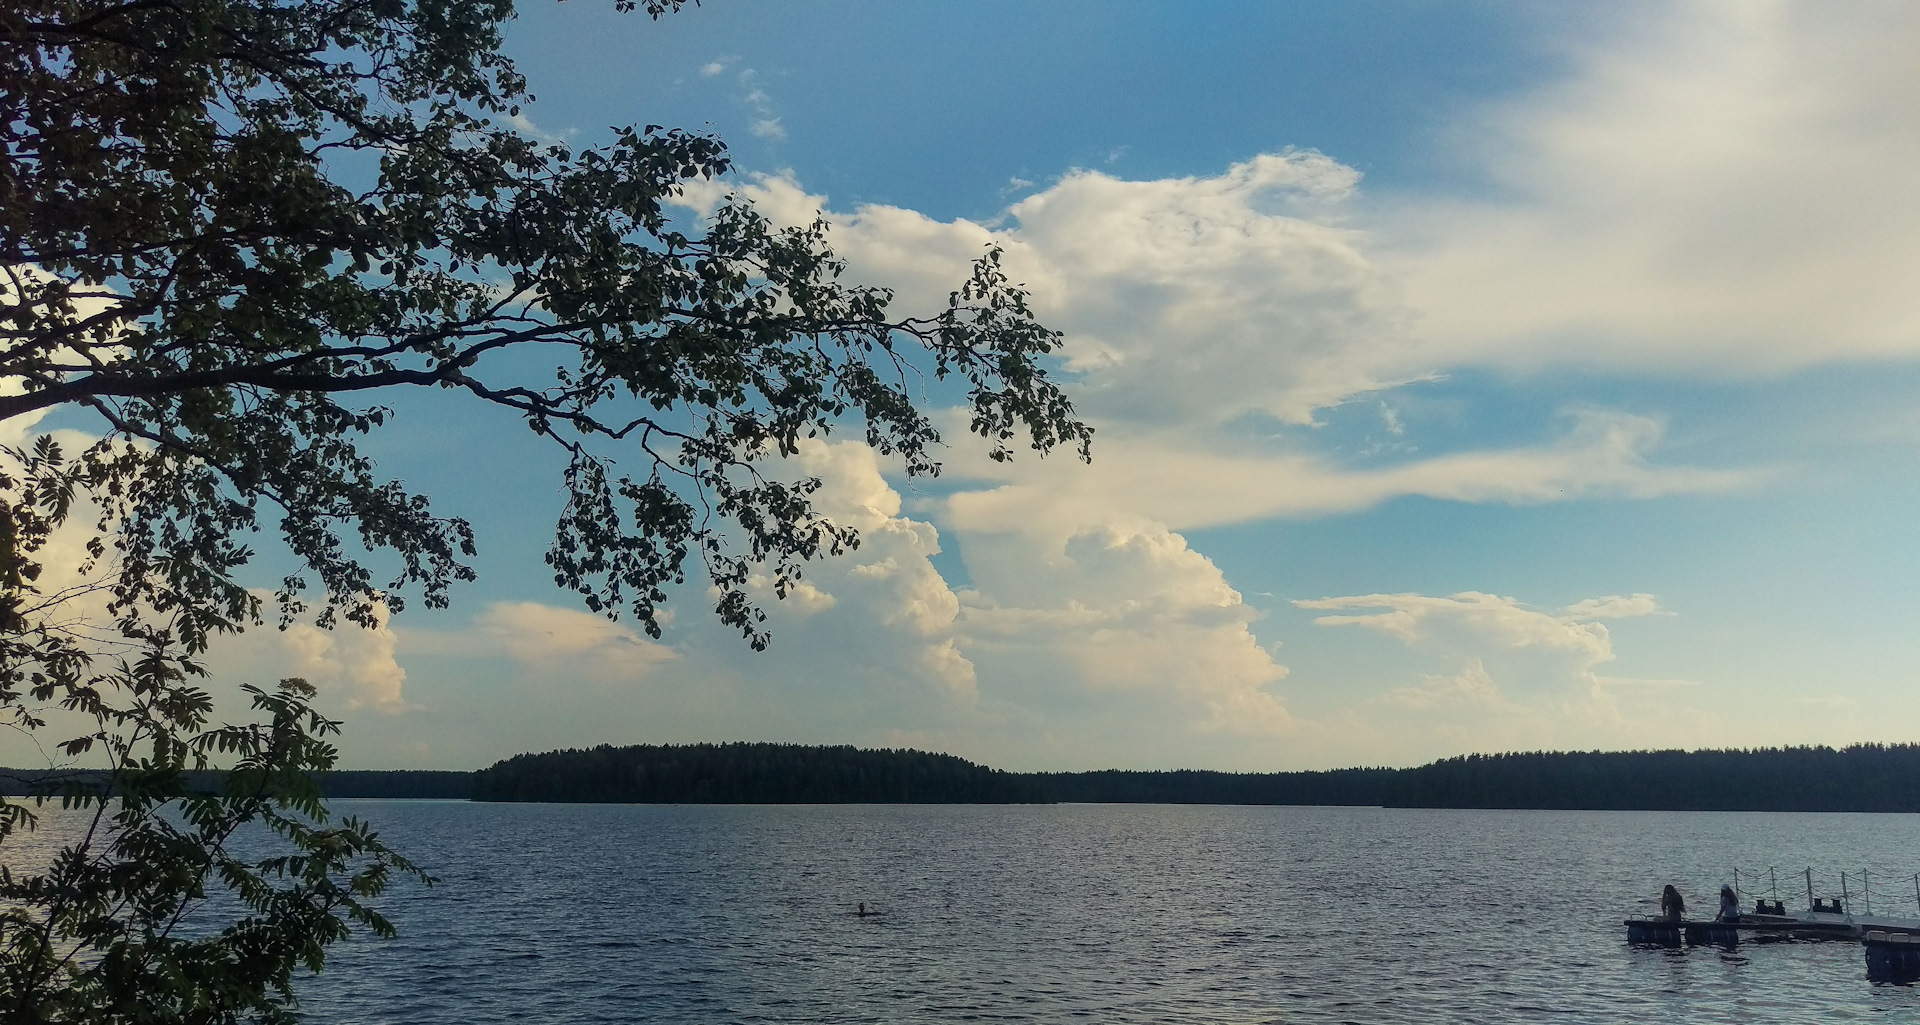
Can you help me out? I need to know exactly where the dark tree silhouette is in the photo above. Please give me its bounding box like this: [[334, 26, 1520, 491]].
[[0, 1, 1090, 1019], [473, 743, 1049, 804], [464, 742, 1920, 810]]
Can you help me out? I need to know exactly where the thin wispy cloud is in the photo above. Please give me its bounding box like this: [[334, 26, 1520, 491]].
[[1388, 1, 1920, 373]]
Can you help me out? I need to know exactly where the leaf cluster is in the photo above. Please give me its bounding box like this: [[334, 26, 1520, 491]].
[[1, 0, 1090, 645], [0, 677, 426, 1024]]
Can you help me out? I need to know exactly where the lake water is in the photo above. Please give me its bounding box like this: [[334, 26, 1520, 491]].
[[279, 802, 1920, 1023]]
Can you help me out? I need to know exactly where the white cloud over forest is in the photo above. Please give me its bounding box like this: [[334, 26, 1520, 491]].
[[381, 441, 1296, 770], [710, 443, 1296, 764], [1295, 590, 1721, 753]]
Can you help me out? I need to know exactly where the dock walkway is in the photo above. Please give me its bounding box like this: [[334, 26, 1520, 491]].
[[1625, 915, 1866, 945]]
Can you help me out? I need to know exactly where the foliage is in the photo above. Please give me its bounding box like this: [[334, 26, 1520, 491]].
[[0, 0, 1088, 645], [0, 678, 421, 1024], [0, 0, 1091, 1020]]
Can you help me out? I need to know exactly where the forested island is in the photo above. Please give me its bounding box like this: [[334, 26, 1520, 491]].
[[12, 742, 1920, 810], [469, 743, 1046, 803]]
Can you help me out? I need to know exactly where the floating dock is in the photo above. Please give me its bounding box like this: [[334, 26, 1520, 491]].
[[1625, 915, 1862, 945], [1865, 932, 1920, 983], [1629, 867, 1920, 947], [1629, 869, 1920, 984]]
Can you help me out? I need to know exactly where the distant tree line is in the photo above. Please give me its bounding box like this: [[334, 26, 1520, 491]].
[[1033, 767, 1396, 805], [467, 742, 1920, 808], [12, 743, 1920, 809], [469, 743, 1049, 803], [0, 768, 474, 800], [311, 770, 478, 800], [1381, 745, 1920, 812]]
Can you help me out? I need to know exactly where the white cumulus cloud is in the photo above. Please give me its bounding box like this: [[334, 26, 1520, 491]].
[[677, 153, 1420, 430], [223, 607, 413, 713], [957, 518, 1294, 741]]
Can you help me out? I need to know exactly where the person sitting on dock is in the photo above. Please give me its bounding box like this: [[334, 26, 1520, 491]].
[[1717, 885, 1740, 923], [1661, 884, 1685, 922]]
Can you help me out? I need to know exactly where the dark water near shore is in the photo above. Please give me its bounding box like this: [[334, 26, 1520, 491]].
[[283, 803, 1920, 1023]]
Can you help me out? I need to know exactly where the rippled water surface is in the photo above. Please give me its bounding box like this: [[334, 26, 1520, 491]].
[[290, 803, 1920, 1023]]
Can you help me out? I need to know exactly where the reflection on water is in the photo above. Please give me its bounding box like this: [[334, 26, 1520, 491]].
[[239, 804, 1920, 1022]]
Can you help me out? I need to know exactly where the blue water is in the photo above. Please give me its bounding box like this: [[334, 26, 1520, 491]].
[[279, 803, 1920, 1023]]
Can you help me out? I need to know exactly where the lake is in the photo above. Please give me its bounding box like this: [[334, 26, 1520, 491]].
[[278, 802, 1920, 1023]]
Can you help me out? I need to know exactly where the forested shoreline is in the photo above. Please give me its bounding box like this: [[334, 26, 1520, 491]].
[[11, 743, 1920, 810], [1031, 767, 1398, 806], [469, 743, 1048, 803], [0, 768, 477, 800], [1385, 746, 1920, 812]]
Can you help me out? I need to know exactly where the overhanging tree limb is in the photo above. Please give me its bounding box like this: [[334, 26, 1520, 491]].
[[0, 1, 1091, 1017]]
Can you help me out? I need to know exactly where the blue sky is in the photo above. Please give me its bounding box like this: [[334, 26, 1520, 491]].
[[23, 0, 1920, 772], [501, 0, 1576, 211]]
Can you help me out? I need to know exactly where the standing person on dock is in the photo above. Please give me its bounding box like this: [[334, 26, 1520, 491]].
[[1717, 885, 1740, 923], [1661, 884, 1686, 921]]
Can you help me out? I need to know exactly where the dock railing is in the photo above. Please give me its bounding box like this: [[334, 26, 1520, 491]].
[[1730, 865, 1920, 918]]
